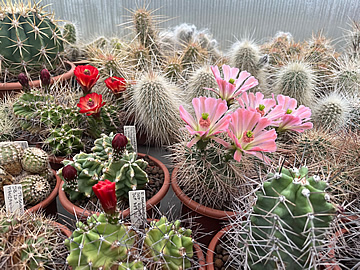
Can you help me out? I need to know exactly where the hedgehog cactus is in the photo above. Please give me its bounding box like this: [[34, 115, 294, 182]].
[[101, 151, 149, 199], [20, 174, 51, 205], [0, 0, 64, 77], [187, 65, 217, 101], [144, 217, 194, 270], [0, 211, 68, 269], [21, 147, 49, 173], [234, 166, 336, 270], [65, 213, 136, 270], [63, 23, 77, 44], [0, 143, 23, 176]]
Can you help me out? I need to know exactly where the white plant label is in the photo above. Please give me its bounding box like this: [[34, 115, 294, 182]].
[[129, 190, 146, 226], [4, 184, 24, 215], [124, 126, 137, 154], [0, 141, 28, 149]]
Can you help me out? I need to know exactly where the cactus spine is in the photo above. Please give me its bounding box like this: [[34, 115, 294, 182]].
[[20, 175, 51, 205], [187, 65, 217, 102], [21, 147, 49, 174]]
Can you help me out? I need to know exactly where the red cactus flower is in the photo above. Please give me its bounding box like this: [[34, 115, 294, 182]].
[[77, 92, 106, 118], [92, 180, 117, 214], [105, 76, 127, 94], [74, 65, 100, 94]]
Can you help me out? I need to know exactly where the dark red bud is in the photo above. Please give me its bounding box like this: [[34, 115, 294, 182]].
[[40, 68, 51, 86], [112, 133, 128, 151], [62, 165, 78, 181], [18, 73, 29, 89]]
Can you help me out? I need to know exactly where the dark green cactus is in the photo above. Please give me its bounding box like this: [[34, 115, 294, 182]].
[[144, 216, 194, 270], [65, 213, 136, 270], [100, 151, 148, 199], [44, 124, 85, 156], [240, 166, 336, 270], [0, 1, 64, 76]]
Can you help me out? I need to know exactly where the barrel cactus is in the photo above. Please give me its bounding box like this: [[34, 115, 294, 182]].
[[0, 143, 23, 176], [21, 147, 49, 174], [20, 174, 51, 205], [0, 0, 65, 77]]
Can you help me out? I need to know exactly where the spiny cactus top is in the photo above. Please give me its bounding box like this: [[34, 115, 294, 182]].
[[0, 1, 64, 76]]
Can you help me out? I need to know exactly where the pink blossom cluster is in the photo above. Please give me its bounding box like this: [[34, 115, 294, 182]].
[[179, 65, 313, 163]]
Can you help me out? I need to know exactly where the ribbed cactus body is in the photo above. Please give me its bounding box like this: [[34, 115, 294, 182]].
[[20, 175, 51, 205], [65, 213, 136, 270], [21, 147, 48, 173], [100, 151, 148, 199], [0, 2, 64, 75], [243, 167, 336, 269], [0, 167, 15, 205], [63, 23, 76, 44], [230, 40, 261, 78], [187, 66, 217, 101], [0, 143, 23, 176], [144, 217, 194, 270]]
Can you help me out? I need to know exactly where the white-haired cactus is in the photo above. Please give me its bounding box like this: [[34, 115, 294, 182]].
[[65, 213, 137, 270], [128, 72, 183, 145], [274, 61, 315, 107], [21, 147, 49, 174], [20, 175, 51, 205], [228, 166, 336, 270], [0, 0, 64, 77], [144, 217, 194, 270], [187, 65, 217, 101], [0, 143, 23, 176]]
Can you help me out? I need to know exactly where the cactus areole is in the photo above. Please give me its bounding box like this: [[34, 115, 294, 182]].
[[0, 1, 64, 76]]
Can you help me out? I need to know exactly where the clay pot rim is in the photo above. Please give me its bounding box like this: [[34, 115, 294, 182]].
[[25, 169, 61, 214], [206, 224, 232, 270], [0, 60, 75, 90], [171, 166, 237, 220], [58, 153, 170, 218], [50, 220, 72, 238]]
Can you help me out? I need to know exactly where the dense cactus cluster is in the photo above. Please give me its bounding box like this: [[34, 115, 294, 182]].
[[66, 214, 195, 270]]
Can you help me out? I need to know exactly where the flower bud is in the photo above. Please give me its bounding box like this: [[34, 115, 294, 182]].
[[112, 133, 128, 151], [18, 73, 29, 89], [62, 165, 78, 181], [40, 68, 51, 86]]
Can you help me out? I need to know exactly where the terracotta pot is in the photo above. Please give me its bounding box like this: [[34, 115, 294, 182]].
[[171, 166, 237, 246], [194, 242, 206, 270], [0, 61, 76, 98], [25, 169, 61, 216], [206, 225, 232, 270], [49, 155, 70, 170], [50, 221, 72, 238], [58, 153, 170, 219]]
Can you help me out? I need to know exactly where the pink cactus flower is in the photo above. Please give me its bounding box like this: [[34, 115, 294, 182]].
[[179, 97, 231, 148], [210, 65, 258, 104], [227, 108, 277, 163], [275, 95, 313, 132], [237, 92, 285, 123]]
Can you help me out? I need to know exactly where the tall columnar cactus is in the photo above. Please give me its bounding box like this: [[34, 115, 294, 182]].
[[21, 147, 49, 174], [274, 61, 315, 107], [0, 143, 23, 176], [128, 72, 183, 145], [0, 211, 68, 269], [65, 213, 136, 270], [100, 151, 148, 199], [229, 166, 336, 270], [312, 91, 350, 130], [0, 1, 64, 76], [63, 23, 77, 44], [20, 174, 51, 205], [144, 217, 194, 270], [187, 65, 217, 102]]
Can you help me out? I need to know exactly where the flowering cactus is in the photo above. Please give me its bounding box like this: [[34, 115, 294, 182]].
[[105, 76, 127, 94], [74, 65, 100, 94], [77, 92, 106, 119]]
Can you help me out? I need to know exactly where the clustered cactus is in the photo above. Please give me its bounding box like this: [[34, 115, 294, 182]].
[[0, 144, 53, 206], [0, 210, 68, 269], [57, 132, 149, 202], [65, 214, 195, 270], [225, 166, 336, 269]]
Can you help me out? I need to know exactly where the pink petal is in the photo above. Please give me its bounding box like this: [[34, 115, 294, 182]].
[[179, 105, 197, 128], [233, 150, 243, 162], [236, 71, 251, 85], [187, 136, 201, 148], [211, 65, 221, 79]]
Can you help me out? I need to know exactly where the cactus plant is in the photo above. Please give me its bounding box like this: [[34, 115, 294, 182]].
[[65, 213, 137, 270], [63, 23, 77, 44], [274, 61, 316, 107], [0, 166, 15, 206], [21, 147, 49, 174], [0, 0, 64, 78], [0, 211, 68, 269], [0, 143, 23, 176], [224, 166, 336, 270], [187, 65, 217, 102], [127, 72, 183, 145], [144, 216, 194, 270], [20, 174, 51, 205]]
